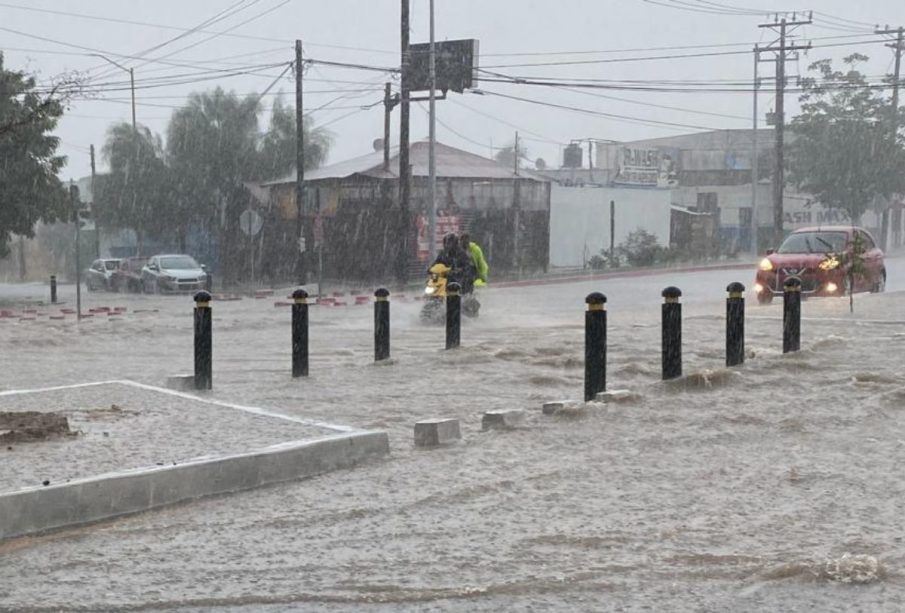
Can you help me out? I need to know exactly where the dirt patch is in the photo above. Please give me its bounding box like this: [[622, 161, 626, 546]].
[[0, 411, 74, 443]]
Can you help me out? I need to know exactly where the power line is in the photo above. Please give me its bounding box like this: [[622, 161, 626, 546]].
[[0, 0, 399, 55], [132, 0, 291, 72], [90, 0, 258, 79], [474, 89, 721, 131], [555, 85, 750, 121], [447, 97, 562, 144]]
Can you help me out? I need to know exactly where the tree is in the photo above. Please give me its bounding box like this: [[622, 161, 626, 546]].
[[494, 140, 529, 170], [93, 122, 176, 251], [165, 88, 332, 281], [256, 96, 331, 181], [0, 54, 71, 257], [788, 54, 905, 224]]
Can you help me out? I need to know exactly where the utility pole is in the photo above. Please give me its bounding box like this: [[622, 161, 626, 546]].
[[295, 39, 306, 285], [513, 131, 520, 176], [129, 68, 136, 134], [383, 83, 393, 171], [751, 45, 760, 255], [397, 0, 412, 286], [90, 144, 99, 258], [70, 182, 82, 322], [876, 25, 903, 250], [428, 0, 438, 260], [759, 13, 811, 247]]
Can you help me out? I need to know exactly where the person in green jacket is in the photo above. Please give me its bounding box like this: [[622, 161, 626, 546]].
[[460, 233, 489, 287]]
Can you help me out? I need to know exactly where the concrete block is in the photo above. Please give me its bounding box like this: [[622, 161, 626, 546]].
[[594, 389, 638, 403], [165, 375, 195, 391], [414, 418, 461, 447], [542, 401, 569, 415], [482, 409, 527, 431]]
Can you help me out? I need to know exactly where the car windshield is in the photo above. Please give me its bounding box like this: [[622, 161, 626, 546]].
[[777, 231, 848, 254], [160, 256, 199, 270], [104, 261, 119, 270]]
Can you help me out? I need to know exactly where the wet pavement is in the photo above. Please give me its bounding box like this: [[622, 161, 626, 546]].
[[2, 263, 905, 611]]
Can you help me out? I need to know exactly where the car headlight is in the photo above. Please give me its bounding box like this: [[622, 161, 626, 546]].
[[819, 256, 840, 271], [424, 286, 435, 295], [759, 258, 774, 272], [165, 276, 177, 283]]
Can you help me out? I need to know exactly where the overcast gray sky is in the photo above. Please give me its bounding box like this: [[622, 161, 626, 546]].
[[2, 0, 904, 180]]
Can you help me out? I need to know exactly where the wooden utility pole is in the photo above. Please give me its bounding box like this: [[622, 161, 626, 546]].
[[428, 0, 437, 260], [295, 39, 306, 285], [759, 13, 811, 247], [90, 144, 99, 258], [397, 0, 411, 285], [875, 25, 903, 250], [751, 45, 760, 255], [383, 83, 393, 172]]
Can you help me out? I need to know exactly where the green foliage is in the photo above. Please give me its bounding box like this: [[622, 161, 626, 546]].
[[833, 230, 868, 313], [95, 88, 333, 254], [0, 54, 70, 257], [257, 96, 330, 181], [93, 123, 177, 245], [789, 54, 905, 223], [617, 228, 662, 267]]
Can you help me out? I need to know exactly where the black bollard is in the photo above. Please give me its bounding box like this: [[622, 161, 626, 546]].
[[584, 292, 608, 401], [726, 282, 746, 367], [50, 275, 57, 304], [193, 290, 212, 390], [446, 282, 461, 350], [661, 286, 682, 380], [374, 287, 390, 362], [783, 277, 801, 353], [292, 288, 309, 377]]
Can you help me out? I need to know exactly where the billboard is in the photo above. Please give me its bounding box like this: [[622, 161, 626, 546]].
[[613, 147, 679, 188], [409, 39, 478, 93]]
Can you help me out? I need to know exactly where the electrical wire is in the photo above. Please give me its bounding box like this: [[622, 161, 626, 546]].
[[0, 0, 399, 55], [90, 0, 257, 79], [132, 0, 292, 71], [474, 89, 721, 131], [446, 97, 562, 144]]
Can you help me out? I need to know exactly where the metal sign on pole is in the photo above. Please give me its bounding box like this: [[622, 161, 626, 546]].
[[239, 208, 263, 285]]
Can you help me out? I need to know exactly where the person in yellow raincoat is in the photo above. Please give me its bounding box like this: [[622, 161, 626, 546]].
[[459, 233, 488, 287]]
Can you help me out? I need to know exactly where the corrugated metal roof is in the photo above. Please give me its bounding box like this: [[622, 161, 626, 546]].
[[263, 140, 548, 186]]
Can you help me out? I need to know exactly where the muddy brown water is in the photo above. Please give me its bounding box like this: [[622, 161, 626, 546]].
[[1, 272, 905, 611]]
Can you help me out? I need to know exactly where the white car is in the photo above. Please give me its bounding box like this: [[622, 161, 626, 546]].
[[141, 254, 210, 294], [86, 258, 121, 292]]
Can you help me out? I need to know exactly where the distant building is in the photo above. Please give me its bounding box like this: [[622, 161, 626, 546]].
[[543, 128, 897, 268], [262, 140, 551, 283]]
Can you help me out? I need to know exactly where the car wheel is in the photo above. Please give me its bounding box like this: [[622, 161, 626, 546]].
[[756, 292, 773, 305], [871, 270, 886, 293]]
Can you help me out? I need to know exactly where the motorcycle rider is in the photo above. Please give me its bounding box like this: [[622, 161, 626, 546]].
[[459, 233, 488, 287], [431, 233, 476, 293]]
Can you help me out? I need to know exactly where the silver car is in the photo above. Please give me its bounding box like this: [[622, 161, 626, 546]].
[[86, 258, 121, 292], [141, 254, 210, 294]]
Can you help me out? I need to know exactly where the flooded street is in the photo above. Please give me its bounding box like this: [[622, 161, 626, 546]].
[[3, 264, 905, 611]]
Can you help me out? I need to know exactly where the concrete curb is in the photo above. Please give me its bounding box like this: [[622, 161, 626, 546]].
[[0, 429, 389, 541]]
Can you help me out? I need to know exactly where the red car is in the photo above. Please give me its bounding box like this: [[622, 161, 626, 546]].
[[754, 226, 886, 305]]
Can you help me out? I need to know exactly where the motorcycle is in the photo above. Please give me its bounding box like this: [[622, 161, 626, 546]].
[[420, 262, 481, 323]]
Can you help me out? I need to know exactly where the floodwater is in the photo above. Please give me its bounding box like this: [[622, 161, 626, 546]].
[[2, 262, 905, 611]]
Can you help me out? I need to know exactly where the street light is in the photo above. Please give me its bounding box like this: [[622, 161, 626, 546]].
[[90, 54, 136, 134]]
